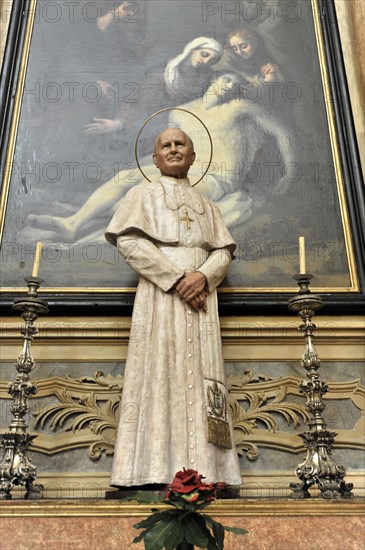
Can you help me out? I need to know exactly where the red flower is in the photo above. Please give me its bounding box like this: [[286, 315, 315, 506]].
[[170, 469, 204, 494], [198, 483, 215, 492], [166, 469, 217, 505]]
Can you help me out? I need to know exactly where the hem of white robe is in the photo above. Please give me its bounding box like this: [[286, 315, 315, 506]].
[[110, 476, 243, 487]]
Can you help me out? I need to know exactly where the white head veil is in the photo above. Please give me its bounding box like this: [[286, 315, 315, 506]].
[[164, 37, 223, 92]]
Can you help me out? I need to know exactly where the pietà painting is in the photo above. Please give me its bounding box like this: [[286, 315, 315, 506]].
[[0, 0, 359, 293]]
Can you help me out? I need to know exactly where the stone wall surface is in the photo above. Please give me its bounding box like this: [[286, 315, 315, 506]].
[[0, 513, 364, 550]]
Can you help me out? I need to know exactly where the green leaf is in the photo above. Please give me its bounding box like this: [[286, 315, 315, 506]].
[[183, 513, 210, 548], [132, 530, 148, 544], [196, 498, 214, 510], [184, 502, 198, 512], [203, 517, 221, 550], [211, 519, 225, 550], [165, 509, 186, 516], [165, 508, 193, 549], [143, 516, 180, 550], [133, 511, 167, 529], [163, 517, 185, 550], [224, 526, 248, 535], [125, 491, 164, 504], [206, 536, 220, 550]]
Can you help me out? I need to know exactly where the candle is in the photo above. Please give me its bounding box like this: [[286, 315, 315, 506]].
[[299, 236, 306, 274], [32, 242, 43, 277]]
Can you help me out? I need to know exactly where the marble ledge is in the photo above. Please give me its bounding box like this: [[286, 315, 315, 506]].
[[0, 497, 364, 517]]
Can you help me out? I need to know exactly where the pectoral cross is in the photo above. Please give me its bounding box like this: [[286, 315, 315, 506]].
[[180, 205, 194, 230]]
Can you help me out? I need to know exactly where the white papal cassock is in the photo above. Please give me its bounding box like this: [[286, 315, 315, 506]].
[[105, 176, 242, 486]]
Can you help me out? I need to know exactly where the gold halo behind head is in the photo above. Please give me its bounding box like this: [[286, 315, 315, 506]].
[[134, 108, 213, 187]]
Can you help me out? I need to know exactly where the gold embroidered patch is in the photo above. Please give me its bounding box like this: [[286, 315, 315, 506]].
[[205, 379, 232, 449]]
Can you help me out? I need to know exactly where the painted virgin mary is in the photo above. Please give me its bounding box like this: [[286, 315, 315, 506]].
[[84, 36, 223, 135]]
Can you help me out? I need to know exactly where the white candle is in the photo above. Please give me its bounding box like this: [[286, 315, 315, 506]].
[[299, 236, 306, 274], [32, 242, 43, 277]]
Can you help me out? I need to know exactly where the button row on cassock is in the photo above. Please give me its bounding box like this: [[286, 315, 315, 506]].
[[187, 307, 196, 465]]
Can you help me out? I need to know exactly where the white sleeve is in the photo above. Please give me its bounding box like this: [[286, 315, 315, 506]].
[[197, 248, 232, 293], [117, 234, 185, 292]]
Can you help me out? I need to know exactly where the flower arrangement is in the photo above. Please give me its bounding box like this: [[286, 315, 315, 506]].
[[133, 469, 247, 549]]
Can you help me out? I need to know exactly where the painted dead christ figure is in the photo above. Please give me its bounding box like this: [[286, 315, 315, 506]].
[[105, 127, 242, 487]]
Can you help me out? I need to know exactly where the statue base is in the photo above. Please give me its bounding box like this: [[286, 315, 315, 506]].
[[105, 484, 240, 500], [105, 483, 168, 500]]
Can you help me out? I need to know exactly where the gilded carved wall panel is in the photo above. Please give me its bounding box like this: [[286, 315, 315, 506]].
[[1, 365, 363, 465]]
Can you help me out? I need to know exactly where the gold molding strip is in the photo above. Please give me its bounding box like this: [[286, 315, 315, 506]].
[[1, 498, 364, 517], [1, 316, 364, 361], [311, 0, 359, 291], [0, 285, 360, 294], [336, 0, 365, 180], [1, 343, 363, 362], [1, 316, 364, 339]]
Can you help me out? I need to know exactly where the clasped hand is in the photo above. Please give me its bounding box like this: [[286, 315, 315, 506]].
[[175, 272, 208, 313]]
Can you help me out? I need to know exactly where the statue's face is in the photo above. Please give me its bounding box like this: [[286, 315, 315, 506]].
[[190, 48, 219, 68], [153, 129, 195, 179], [229, 35, 257, 60]]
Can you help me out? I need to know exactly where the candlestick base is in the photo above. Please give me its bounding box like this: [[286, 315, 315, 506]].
[[0, 433, 43, 500], [290, 430, 354, 499]]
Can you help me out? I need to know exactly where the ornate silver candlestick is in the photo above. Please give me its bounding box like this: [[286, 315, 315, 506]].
[[288, 274, 353, 499], [0, 276, 48, 499]]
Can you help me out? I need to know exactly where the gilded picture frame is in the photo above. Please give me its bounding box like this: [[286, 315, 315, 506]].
[[0, 0, 364, 314]]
